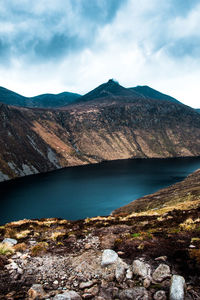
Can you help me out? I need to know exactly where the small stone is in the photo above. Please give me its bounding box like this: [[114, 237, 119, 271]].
[[2, 238, 17, 246], [101, 249, 118, 267], [53, 280, 59, 285], [115, 262, 126, 282], [119, 287, 148, 299], [79, 281, 94, 289], [126, 268, 133, 280], [143, 277, 151, 288], [53, 291, 81, 300], [170, 275, 185, 300], [152, 264, 171, 282], [17, 267, 23, 274], [154, 290, 167, 300], [82, 294, 93, 299], [86, 285, 99, 296], [155, 256, 167, 262], [84, 243, 91, 250], [28, 284, 46, 300], [132, 259, 151, 278]]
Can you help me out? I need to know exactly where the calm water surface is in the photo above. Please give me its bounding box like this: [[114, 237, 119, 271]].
[[1, 157, 200, 224]]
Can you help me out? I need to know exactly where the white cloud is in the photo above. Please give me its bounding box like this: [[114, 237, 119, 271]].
[[0, 0, 199, 108]]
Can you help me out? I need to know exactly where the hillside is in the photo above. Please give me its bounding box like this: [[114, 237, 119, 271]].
[[0, 80, 200, 182], [0, 87, 80, 108], [0, 169, 200, 298]]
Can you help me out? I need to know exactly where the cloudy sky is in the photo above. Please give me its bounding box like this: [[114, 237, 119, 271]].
[[0, 0, 199, 108]]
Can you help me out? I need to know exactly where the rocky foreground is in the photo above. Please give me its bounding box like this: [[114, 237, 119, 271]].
[[0, 170, 200, 299]]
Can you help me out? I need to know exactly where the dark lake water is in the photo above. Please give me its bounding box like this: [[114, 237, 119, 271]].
[[1, 157, 200, 224]]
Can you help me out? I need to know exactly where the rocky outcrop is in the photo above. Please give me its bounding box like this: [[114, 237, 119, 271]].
[[0, 80, 200, 182]]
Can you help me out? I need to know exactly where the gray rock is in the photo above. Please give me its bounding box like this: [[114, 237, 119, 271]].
[[152, 264, 171, 282], [170, 275, 185, 300], [53, 291, 81, 300], [28, 284, 46, 299], [132, 259, 151, 278], [119, 287, 148, 299], [154, 290, 167, 300], [101, 249, 118, 267], [115, 262, 126, 282], [2, 238, 17, 245], [79, 281, 94, 289]]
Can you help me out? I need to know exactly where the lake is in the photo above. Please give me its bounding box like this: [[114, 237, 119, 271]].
[[1, 157, 200, 224]]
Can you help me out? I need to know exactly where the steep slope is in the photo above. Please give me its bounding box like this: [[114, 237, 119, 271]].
[[0, 79, 200, 182], [130, 85, 181, 104], [0, 86, 80, 108]]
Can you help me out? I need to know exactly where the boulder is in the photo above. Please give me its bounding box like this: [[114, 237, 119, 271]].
[[119, 287, 148, 299], [170, 275, 185, 300], [152, 264, 171, 282], [154, 290, 167, 300], [101, 249, 118, 267], [132, 259, 151, 278], [28, 284, 46, 300]]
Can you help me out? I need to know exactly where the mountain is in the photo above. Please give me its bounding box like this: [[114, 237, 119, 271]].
[[196, 108, 200, 113], [0, 86, 80, 108], [0, 80, 200, 182], [130, 85, 181, 104], [75, 79, 146, 103]]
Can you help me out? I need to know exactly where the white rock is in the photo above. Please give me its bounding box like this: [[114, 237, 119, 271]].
[[2, 238, 17, 246], [170, 275, 185, 300], [53, 291, 81, 300], [115, 261, 126, 282], [101, 249, 118, 267], [152, 264, 171, 282], [132, 259, 151, 278], [126, 268, 133, 279]]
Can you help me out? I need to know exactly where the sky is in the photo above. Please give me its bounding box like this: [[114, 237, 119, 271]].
[[0, 0, 199, 108]]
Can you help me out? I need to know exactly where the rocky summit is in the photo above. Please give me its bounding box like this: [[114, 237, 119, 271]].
[[0, 80, 200, 182], [0, 169, 200, 299]]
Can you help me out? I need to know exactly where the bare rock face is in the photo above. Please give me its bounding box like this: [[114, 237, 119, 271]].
[[152, 264, 171, 282], [170, 275, 185, 300]]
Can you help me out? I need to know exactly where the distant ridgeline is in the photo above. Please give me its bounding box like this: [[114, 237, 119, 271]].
[[0, 86, 81, 108], [0, 80, 195, 109], [0, 79, 200, 182]]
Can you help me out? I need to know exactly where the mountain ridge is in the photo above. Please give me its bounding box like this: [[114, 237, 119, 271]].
[[0, 86, 80, 108]]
